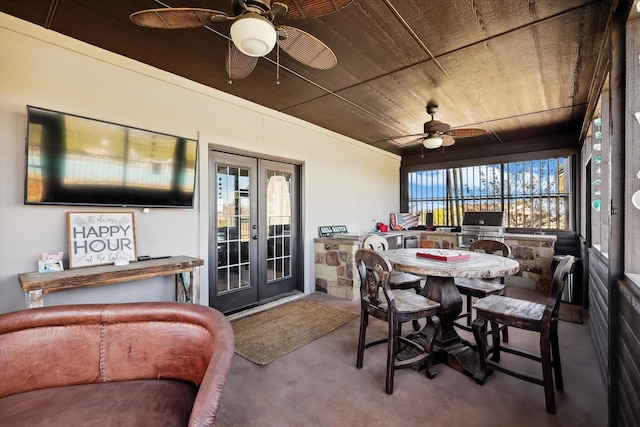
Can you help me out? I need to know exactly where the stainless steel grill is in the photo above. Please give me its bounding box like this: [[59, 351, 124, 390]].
[[459, 212, 505, 248]]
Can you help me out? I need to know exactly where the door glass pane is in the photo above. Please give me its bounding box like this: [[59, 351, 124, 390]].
[[266, 171, 292, 282], [217, 165, 251, 294]]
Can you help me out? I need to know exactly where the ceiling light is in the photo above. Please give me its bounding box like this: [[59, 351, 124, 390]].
[[423, 136, 443, 149], [230, 13, 277, 57]]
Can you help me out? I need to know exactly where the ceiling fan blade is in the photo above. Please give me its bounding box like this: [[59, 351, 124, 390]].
[[399, 137, 425, 148], [130, 8, 226, 29], [442, 135, 456, 147], [371, 132, 426, 145], [226, 43, 259, 79], [449, 128, 486, 138], [279, 0, 354, 19], [277, 26, 337, 69]]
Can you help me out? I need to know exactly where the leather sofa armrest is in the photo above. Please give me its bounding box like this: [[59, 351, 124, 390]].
[[188, 311, 235, 427]]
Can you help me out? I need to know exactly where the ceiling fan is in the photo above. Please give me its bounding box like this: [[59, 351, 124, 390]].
[[130, 0, 352, 80], [402, 104, 486, 150]]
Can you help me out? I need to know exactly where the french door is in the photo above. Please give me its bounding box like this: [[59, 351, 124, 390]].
[[209, 150, 300, 313]]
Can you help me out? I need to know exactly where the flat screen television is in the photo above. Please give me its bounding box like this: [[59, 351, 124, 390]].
[[24, 106, 198, 208]]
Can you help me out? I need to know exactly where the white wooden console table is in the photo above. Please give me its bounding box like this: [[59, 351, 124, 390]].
[[18, 255, 204, 309]]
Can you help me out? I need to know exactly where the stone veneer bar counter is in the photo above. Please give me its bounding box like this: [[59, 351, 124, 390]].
[[314, 232, 556, 300]]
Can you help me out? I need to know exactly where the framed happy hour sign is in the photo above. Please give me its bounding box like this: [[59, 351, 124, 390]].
[[67, 212, 137, 268]]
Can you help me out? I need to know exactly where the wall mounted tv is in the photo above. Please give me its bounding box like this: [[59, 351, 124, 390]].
[[24, 106, 198, 208]]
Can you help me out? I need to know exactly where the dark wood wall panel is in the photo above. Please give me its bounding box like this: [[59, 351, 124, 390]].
[[590, 296, 608, 377], [552, 231, 579, 256], [588, 251, 609, 379], [619, 349, 638, 427], [579, 237, 590, 309], [618, 280, 640, 427]]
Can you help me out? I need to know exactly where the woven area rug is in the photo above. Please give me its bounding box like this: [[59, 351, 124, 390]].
[[231, 299, 359, 365], [559, 303, 583, 324]]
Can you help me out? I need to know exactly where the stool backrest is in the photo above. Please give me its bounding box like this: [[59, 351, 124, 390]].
[[355, 249, 395, 310], [545, 255, 575, 323], [469, 239, 510, 257], [469, 240, 510, 284], [362, 234, 388, 251]]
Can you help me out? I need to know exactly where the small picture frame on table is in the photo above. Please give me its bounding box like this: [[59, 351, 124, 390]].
[[38, 251, 64, 273]]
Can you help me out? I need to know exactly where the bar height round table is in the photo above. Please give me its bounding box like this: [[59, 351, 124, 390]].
[[384, 248, 520, 378]]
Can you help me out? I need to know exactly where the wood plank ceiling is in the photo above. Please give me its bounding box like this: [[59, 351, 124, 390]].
[[0, 0, 611, 161]]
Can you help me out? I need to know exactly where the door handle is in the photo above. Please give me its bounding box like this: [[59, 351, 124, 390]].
[[252, 235, 259, 240]]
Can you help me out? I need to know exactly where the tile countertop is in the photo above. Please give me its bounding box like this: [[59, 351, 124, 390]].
[[504, 233, 557, 241], [422, 231, 458, 235], [314, 231, 558, 241], [422, 231, 558, 241]]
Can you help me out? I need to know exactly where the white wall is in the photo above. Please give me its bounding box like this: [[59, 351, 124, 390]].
[[0, 13, 401, 314]]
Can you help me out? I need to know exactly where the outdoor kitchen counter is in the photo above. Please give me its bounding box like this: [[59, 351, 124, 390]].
[[504, 233, 557, 242], [314, 232, 422, 300], [502, 234, 556, 292], [314, 232, 557, 300], [418, 231, 460, 249]]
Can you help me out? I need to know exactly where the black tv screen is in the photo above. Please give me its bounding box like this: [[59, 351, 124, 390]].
[[24, 106, 198, 208]]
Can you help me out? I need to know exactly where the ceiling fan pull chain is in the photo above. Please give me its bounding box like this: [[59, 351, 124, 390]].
[[227, 39, 233, 85], [276, 40, 281, 85]]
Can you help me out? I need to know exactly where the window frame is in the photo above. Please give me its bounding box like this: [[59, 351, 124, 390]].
[[624, 13, 640, 282], [404, 157, 573, 232]]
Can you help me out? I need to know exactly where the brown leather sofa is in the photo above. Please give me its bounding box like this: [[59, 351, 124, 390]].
[[0, 302, 235, 427]]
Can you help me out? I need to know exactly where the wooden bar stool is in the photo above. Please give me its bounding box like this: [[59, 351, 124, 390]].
[[454, 240, 510, 341], [355, 249, 441, 394], [472, 255, 574, 414], [363, 234, 424, 330]]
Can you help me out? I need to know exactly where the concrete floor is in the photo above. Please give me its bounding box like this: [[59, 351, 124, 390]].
[[216, 287, 607, 427]]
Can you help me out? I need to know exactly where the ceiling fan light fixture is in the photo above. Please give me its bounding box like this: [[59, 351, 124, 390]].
[[230, 13, 276, 57], [423, 136, 443, 149]]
